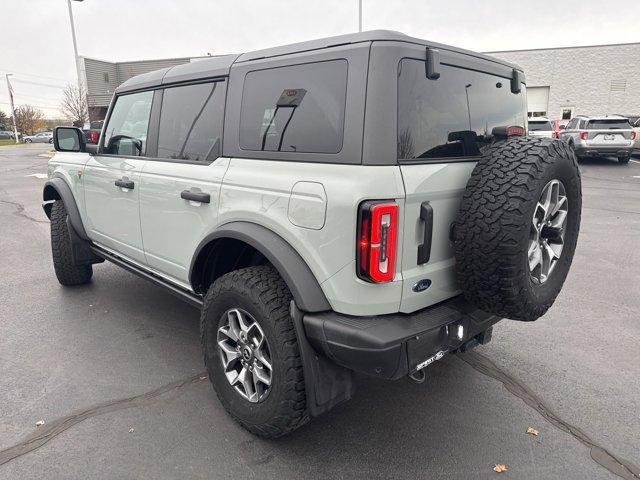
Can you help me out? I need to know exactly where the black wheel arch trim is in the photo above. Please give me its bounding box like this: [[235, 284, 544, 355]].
[[42, 177, 89, 241], [189, 222, 331, 313]]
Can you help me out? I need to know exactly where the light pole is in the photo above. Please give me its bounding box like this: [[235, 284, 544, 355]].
[[5, 74, 19, 144], [66, 0, 89, 125]]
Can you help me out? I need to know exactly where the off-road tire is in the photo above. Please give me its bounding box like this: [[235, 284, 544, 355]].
[[200, 265, 308, 438], [618, 156, 630, 164], [453, 137, 581, 321], [50, 200, 93, 286]]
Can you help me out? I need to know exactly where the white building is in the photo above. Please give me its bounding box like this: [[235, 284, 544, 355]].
[[488, 42, 640, 120]]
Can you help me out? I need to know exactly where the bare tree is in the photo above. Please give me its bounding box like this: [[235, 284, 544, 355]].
[[59, 83, 88, 127], [11, 105, 45, 135]]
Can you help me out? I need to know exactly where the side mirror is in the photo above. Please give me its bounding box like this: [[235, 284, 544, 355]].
[[54, 126, 85, 153]]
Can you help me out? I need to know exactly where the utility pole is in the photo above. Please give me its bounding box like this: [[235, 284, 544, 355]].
[[67, 0, 89, 125], [358, 0, 362, 32], [5, 74, 19, 144]]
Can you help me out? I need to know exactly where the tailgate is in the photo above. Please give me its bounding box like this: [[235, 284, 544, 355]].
[[398, 162, 476, 313], [586, 130, 632, 147]]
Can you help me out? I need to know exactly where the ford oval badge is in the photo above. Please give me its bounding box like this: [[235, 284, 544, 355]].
[[412, 279, 432, 292]]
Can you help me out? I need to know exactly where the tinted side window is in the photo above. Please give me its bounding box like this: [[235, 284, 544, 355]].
[[157, 81, 226, 162], [239, 60, 347, 154], [398, 60, 526, 160], [103, 90, 154, 156]]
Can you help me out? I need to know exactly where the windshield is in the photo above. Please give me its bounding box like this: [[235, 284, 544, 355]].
[[586, 119, 631, 130], [397, 61, 525, 160], [528, 121, 552, 131]]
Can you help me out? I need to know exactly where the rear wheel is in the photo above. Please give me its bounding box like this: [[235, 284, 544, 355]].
[[618, 156, 630, 164], [25, 138, 32, 143], [50, 200, 93, 285], [200, 265, 308, 438]]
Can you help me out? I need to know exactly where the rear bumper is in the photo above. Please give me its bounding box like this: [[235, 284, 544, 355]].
[[575, 146, 633, 158], [303, 296, 500, 380]]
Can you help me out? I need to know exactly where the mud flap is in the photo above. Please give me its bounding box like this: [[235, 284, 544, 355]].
[[290, 301, 355, 417]]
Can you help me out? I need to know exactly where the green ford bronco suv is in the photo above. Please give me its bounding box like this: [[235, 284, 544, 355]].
[[44, 31, 581, 437]]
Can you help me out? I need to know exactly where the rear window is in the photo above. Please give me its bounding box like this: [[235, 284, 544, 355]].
[[397, 60, 525, 160], [528, 120, 552, 131], [586, 119, 631, 130], [239, 60, 348, 154]]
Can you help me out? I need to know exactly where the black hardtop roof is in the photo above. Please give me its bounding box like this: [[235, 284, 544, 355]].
[[116, 30, 522, 94]]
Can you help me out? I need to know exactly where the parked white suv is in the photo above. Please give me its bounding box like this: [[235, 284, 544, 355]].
[[559, 115, 635, 164], [528, 117, 555, 139], [44, 31, 582, 437]]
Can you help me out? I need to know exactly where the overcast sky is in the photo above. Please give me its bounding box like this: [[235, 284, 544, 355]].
[[2, 0, 639, 118]]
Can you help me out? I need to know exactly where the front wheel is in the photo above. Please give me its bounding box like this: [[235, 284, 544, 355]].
[[50, 200, 93, 285], [200, 265, 308, 438], [25, 138, 32, 143], [618, 156, 630, 164]]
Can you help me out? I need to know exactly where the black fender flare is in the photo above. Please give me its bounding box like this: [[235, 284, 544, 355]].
[[42, 177, 89, 241], [189, 222, 331, 313]]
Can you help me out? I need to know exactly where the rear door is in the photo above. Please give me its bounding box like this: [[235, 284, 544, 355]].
[[83, 90, 153, 264], [396, 57, 527, 312], [138, 79, 229, 287]]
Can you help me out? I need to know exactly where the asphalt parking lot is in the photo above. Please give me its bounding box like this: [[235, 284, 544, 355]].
[[0, 144, 639, 480]]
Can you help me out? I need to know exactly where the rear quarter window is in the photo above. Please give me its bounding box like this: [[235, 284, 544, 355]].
[[239, 60, 348, 154], [397, 60, 526, 160]]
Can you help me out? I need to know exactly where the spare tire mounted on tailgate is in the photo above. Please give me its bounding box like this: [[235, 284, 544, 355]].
[[453, 137, 581, 321]]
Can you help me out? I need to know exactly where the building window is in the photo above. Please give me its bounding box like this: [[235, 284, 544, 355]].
[[103, 72, 110, 84]]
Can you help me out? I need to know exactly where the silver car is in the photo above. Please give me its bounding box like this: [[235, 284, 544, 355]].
[[559, 115, 634, 164], [23, 131, 53, 144]]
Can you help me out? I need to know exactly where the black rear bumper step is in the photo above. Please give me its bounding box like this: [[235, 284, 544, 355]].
[[90, 246, 203, 308], [303, 296, 500, 380]]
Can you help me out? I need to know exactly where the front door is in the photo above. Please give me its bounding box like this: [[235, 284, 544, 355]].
[[83, 90, 154, 264], [138, 80, 229, 286]]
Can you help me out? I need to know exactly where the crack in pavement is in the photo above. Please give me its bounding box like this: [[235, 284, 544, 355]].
[[0, 372, 208, 467], [0, 199, 49, 224], [460, 351, 640, 480]]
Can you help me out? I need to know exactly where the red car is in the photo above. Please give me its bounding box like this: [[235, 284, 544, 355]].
[[550, 118, 569, 139]]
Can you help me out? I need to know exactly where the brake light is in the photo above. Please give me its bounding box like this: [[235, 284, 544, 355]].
[[89, 130, 99, 143], [579, 131, 588, 140], [506, 125, 525, 136], [631, 131, 636, 140], [357, 201, 398, 283]]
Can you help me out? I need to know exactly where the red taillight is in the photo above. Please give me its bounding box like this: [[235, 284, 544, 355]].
[[357, 201, 398, 283], [90, 131, 99, 143], [506, 125, 525, 136], [579, 131, 588, 140], [552, 131, 558, 139], [631, 131, 636, 140]]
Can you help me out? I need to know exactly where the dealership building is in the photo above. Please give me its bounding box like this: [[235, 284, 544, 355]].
[[488, 42, 640, 120], [81, 41, 640, 122]]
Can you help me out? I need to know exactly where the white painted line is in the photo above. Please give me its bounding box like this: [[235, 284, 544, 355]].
[[27, 173, 48, 179], [633, 176, 640, 179], [630, 159, 640, 164]]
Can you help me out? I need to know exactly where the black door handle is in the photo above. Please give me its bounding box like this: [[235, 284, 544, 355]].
[[114, 178, 134, 189], [181, 190, 210, 204], [417, 201, 433, 265]]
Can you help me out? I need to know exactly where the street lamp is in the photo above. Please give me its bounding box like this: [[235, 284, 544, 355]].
[[4, 74, 19, 144], [66, 0, 89, 125]]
